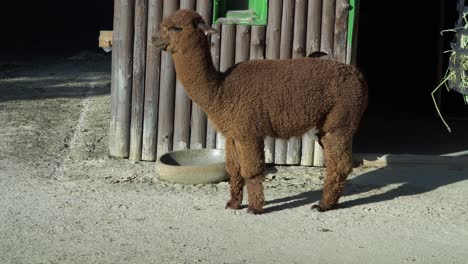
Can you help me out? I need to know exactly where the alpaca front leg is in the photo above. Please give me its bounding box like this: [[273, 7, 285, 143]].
[[225, 137, 244, 210], [236, 139, 265, 214], [313, 133, 353, 212]]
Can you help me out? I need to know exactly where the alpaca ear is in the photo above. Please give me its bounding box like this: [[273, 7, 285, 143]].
[[197, 23, 218, 35]]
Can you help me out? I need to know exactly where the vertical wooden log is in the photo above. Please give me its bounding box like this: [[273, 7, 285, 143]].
[[207, 23, 221, 149], [129, 0, 148, 161], [196, 0, 212, 22], [190, 0, 212, 149], [235, 25, 251, 63], [292, 0, 307, 59], [301, 129, 317, 166], [210, 25, 222, 79], [285, 0, 307, 165], [110, 0, 120, 157], [321, 0, 336, 55], [157, 0, 179, 158], [265, 0, 283, 164], [279, 0, 294, 57], [275, 0, 294, 165], [109, 0, 135, 158], [313, 140, 324, 166], [141, 0, 163, 161], [216, 24, 236, 150], [180, 0, 195, 9], [302, 0, 322, 166], [250, 26, 266, 60], [173, 0, 196, 151], [312, 0, 335, 167], [306, 0, 322, 55], [333, 0, 349, 62]]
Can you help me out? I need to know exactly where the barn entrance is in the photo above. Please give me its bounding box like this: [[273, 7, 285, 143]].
[[353, 0, 468, 156]]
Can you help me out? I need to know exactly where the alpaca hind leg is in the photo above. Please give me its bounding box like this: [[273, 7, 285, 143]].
[[225, 137, 244, 210], [312, 132, 353, 212], [236, 139, 265, 214]]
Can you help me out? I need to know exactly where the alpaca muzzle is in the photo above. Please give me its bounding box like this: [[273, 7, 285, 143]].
[[152, 36, 168, 51]]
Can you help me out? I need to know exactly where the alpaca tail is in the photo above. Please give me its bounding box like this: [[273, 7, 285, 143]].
[[354, 68, 369, 113]]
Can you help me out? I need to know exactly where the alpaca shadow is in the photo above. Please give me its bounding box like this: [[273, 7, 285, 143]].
[[264, 155, 468, 214]]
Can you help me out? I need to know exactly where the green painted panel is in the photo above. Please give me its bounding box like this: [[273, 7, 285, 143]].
[[213, 0, 268, 25]]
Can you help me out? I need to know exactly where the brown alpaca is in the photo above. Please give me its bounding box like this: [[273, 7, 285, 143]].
[[153, 10, 368, 214]]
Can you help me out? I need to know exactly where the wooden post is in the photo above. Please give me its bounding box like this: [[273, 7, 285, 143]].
[[250, 26, 266, 60], [321, 0, 336, 55], [265, 0, 282, 163], [129, 0, 148, 161], [301, 129, 317, 166], [196, 0, 212, 22], [285, 0, 307, 165], [109, 0, 135, 158], [216, 24, 236, 150], [302, 0, 322, 166], [312, 0, 336, 167], [275, 0, 294, 165], [141, 0, 163, 161], [157, 0, 179, 158], [173, 0, 196, 151], [306, 0, 322, 55], [334, 0, 349, 63], [313, 141, 324, 166], [207, 23, 221, 149], [292, 0, 307, 59], [236, 25, 251, 63], [190, 0, 212, 149]]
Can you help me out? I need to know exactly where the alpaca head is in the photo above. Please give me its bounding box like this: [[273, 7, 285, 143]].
[[152, 9, 218, 54]]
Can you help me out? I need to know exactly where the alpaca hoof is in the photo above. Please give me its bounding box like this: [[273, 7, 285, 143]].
[[247, 207, 263, 215], [311, 204, 326, 212], [311, 203, 336, 212], [225, 200, 242, 210]]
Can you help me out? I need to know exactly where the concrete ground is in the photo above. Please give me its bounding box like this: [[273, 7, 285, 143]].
[[1, 52, 467, 264]]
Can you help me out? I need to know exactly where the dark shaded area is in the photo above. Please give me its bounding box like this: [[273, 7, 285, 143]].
[[357, 0, 452, 113], [355, 0, 468, 155], [0, 0, 114, 60]]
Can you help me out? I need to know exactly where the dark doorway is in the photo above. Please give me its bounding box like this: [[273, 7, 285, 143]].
[[0, 1, 114, 60], [354, 0, 468, 156]]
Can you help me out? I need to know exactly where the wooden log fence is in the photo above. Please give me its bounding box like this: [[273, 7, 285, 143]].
[[173, 0, 196, 151], [156, 0, 179, 158], [129, 0, 148, 161], [109, 0, 135, 158], [275, 0, 294, 165], [141, 0, 163, 161], [301, 0, 322, 166], [207, 23, 221, 149], [215, 23, 235, 150], [190, 0, 211, 149], [110, 0, 357, 166]]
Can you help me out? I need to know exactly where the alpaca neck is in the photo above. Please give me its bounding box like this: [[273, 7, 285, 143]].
[[172, 46, 221, 113]]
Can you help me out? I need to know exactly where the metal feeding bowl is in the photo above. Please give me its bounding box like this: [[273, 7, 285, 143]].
[[156, 149, 228, 184]]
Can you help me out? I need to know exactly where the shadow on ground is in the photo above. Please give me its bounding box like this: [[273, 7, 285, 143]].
[[264, 156, 468, 213], [0, 52, 111, 102]]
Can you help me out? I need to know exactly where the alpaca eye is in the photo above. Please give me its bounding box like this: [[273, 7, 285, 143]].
[[169, 26, 183, 32]]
